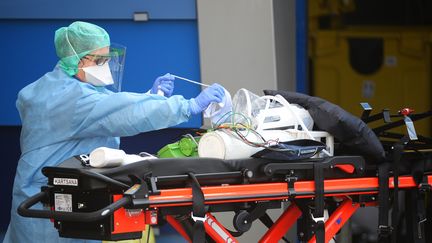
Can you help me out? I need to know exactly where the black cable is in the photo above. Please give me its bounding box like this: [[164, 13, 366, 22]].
[[145, 225, 151, 243]]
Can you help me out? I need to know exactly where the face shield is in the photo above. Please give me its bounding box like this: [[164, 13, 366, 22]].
[[105, 43, 126, 92], [63, 27, 127, 92], [96, 43, 126, 92]]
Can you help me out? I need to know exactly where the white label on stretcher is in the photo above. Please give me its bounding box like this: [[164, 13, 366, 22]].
[[54, 193, 73, 212], [53, 178, 78, 186]]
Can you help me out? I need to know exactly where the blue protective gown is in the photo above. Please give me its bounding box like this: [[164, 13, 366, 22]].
[[4, 66, 191, 243]]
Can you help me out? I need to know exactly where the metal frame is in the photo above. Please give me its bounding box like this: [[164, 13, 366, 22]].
[[160, 175, 431, 242]]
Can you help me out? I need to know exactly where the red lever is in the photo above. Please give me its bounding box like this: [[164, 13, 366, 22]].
[[399, 108, 414, 116]]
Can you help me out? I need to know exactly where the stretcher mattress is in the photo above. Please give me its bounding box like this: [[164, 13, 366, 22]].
[[43, 155, 366, 189]]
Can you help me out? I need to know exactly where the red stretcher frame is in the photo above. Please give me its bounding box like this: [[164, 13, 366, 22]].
[[136, 174, 432, 243]]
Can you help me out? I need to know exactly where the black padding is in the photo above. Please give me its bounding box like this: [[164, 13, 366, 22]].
[[252, 139, 327, 161], [263, 90, 386, 163]]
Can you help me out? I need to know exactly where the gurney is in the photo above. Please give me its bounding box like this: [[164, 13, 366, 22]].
[[17, 90, 432, 242], [18, 154, 432, 242]]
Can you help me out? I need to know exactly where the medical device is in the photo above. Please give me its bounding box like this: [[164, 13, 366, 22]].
[[172, 74, 210, 87], [198, 89, 332, 159]]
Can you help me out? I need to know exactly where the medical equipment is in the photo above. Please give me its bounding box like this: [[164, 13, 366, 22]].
[[172, 74, 210, 87], [88, 147, 155, 168], [232, 89, 314, 131], [197, 90, 325, 160], [198, 129, 333, 160], [81, 62, 114, 87], [152, 73, 175, 97], [157, 135, 200, 158]]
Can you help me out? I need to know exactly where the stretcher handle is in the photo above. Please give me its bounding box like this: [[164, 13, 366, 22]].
[[18, 191, 131, 222]]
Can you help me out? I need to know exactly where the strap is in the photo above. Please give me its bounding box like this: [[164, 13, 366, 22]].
[[416, 190, 427, 242], [313, 164, 325, 243], [313, 164, 324, 219], [315, 220, 325, 243], [415, 176, 431, 242], [411, 156, 425, 185], [188, 172, 206, 243], [286, 176, 297, 199], [391, 144, 404, 243], [378, 162, 392, 242]]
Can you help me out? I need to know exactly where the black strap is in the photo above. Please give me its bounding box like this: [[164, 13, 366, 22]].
[[188, 172, 206, 243], [416, 176, 431, 242], [315, 220, 325, 243], [391, 144, 403, 243], [313, 164, 325, 243], [378, 162, 392, 242], [416, 190, 427, 242], [286, 176, 297, 199], [313, 164, 324, 219], [411, 155, 425, 185]]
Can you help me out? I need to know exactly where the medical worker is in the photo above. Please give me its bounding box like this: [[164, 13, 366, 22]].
[[4, 21, 225, 243]]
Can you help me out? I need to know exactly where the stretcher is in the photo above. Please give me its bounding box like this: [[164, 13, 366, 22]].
[[17, 90, 432, 242], [18, 154, 432, 242]]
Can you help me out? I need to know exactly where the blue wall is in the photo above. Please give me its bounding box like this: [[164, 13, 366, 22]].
[[0, 0, 196, 19], [0, 20, 202, 127]]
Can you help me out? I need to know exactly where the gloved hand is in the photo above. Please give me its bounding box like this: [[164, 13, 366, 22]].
[[150, 73, 175, 97], [189, 83, 225, 115]]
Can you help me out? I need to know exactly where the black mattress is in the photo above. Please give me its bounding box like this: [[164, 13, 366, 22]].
[[42, 155, 366, 190]]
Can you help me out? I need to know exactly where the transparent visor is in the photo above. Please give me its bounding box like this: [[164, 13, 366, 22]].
[[97, 43, 126, 92]]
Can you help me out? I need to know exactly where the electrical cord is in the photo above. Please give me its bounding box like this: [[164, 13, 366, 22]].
[[147, 225, 151, 243]]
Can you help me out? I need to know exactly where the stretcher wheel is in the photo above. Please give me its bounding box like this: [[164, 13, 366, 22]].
[[233, 211, 252, 233]]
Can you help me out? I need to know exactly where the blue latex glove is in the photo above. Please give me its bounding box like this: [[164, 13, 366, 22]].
[[189, 83, 225, 115], [151, 73, 175, 97]]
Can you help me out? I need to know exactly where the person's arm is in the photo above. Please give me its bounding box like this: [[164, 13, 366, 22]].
[[70, 91, 191, 138]]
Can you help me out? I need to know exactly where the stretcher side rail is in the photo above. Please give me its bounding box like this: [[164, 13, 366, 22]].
[[18, 174, 431, 221], [17, 189, 131, 222], [140, 174, 432, 208]]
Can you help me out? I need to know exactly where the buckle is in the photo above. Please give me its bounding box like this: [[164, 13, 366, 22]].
[[312, 216, 325, 223], [191, 212, 207, 222], [310, 208, 326, 223], [417, 217, 427, 238], [419, 183, 431, 193], [377, 225, 393, 236], [78, 154, 90, 166]]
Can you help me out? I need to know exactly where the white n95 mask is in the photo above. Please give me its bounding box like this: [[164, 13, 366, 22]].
[[82, 62, 115, 86]]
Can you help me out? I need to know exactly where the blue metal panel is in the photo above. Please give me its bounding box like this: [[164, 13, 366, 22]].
[[0, 20, 202, 127], [0, 0, 196, 20], [296, 0, 308, 93]]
